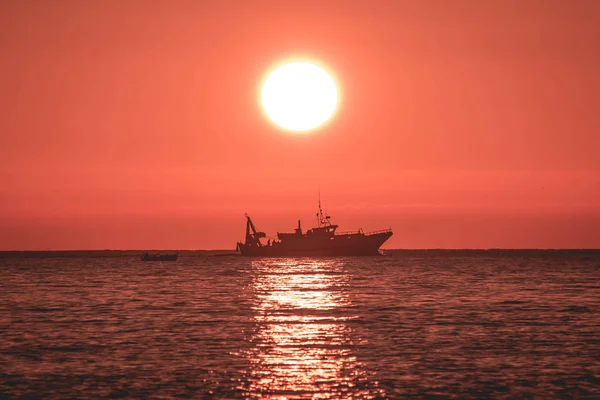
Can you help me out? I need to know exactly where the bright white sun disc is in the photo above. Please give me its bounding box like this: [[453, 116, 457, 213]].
[[261, 62, 338, 132]]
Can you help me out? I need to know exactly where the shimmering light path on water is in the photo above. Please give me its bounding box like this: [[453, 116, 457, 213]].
[[1, 250, 599, 398]]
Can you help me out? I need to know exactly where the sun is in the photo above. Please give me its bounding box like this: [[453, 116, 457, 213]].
[[261, 61, 338, 132]]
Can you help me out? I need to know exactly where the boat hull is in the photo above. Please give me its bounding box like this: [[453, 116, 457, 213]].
[[238, 231, 392, 257], [140, 253, 178, 261]]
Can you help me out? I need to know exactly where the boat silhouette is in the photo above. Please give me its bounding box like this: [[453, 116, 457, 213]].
[[236, 200, 392, 256], [140, 252, 179, 261]]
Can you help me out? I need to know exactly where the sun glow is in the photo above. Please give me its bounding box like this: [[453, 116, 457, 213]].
[[261, 61, 338, 132]]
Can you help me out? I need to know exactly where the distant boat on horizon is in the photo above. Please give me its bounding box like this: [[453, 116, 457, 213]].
[[140, 252, 178, 262], [236, 200, 392, 256]]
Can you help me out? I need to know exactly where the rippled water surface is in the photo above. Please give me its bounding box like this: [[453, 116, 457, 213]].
[[1, 250, 599, 398]]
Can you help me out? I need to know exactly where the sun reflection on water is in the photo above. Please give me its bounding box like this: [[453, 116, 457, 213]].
[[239, 259, 384, 399]]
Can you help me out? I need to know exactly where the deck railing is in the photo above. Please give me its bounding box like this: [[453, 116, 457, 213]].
[[364, 228, 393, 236], [335, 228, 393, 236], [335, 230, 362, 236]]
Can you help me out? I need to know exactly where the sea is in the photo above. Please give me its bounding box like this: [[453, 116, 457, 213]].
[[1, 250, 599, 399]]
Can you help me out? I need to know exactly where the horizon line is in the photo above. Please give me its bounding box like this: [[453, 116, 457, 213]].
[[1, 248, 598, 252]]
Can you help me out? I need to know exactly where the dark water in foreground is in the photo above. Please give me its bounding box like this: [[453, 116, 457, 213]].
[[1, 250, 599, 399]]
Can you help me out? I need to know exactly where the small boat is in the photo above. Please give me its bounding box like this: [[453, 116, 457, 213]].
[[140, 252, 179, 261]]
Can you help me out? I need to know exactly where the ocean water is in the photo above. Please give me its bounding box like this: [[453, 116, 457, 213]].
[[1, 250, 599, 399]]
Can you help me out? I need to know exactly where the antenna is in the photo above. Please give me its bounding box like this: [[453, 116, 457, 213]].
[[317, 186, 323, 227], [318, 186, 321, 211], [315, 187, 332, 227]]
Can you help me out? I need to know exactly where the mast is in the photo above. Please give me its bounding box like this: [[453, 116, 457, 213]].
[[316, 191, 331, 227]]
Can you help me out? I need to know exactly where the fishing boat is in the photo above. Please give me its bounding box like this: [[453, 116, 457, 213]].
[[236, 200, 392, 256], [140, 252, 179, 261]]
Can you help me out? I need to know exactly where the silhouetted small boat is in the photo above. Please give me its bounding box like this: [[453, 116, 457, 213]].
[[140, 252, 179, 261]]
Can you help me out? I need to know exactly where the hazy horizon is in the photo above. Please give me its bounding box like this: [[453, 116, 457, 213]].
[[2, 1, 598, 249], [1, 246, 599, 253]]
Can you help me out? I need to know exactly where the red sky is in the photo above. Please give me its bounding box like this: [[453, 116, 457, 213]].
[[1, 0, 599, 249]]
